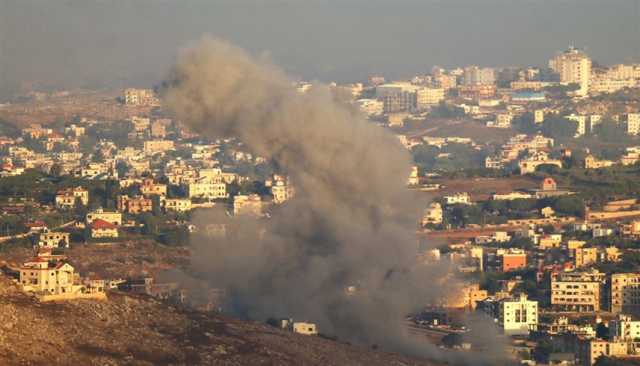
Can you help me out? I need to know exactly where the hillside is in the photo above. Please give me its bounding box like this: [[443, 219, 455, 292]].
[[0, 276, 443, 366]]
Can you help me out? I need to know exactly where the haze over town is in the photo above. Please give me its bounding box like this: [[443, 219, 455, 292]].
[[1, 1, 640, 366]]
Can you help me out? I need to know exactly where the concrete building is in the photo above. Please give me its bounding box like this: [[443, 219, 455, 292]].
[[625, 113, 640, 136], [498, 294, 538, 335], [421, 202, 443, 226], [117, 195, 153, 214], [463, 66, 495, 86], [38, 230, 70, 249], [292, 322, 318, 335], [443, 192, 471, 205], [551, 270, 605, 312], [163, 198, 192, 213], [143, 140, 175, 153], [549, 47, 592, 96], [611, 273, 640, 314], [86, 208, 122, 226], [609, 314, 640, 341], [233, 194, 263, 216], [577, 338, 628, 366], [354, 99, 384, 117], [90, 219, 119, 239], [55, 186, 89, 208], [187, 181, 227, 200]]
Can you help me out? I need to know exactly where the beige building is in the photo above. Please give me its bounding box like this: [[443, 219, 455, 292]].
[[549, 47, 592, 96], [187, 181, 227, 199], [124, 88, 157, 106], [140, 179, 167, 197], [551, 270, 605, 312], [163, 198, 192, 213], [38, 230, 70, 248], [611, 273, 640, 314], [292, 322, 318, 335], [55, 186, 89, 208], [19, 253, 105, 301], [577, 338, 628, 366], [421, 202, 443, 226], [86, 208, 122, 226], [574, 247, 598, 268], [625, 113, 640, 136], [143, 140, 175, 153], [585, 154, 615, 169], [234, 194, 263, 216], [90, 219, 119, 239]]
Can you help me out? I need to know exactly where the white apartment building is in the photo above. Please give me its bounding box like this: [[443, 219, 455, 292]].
[[609, 314, 640, 341], [443, 192, 471, 205], [187, 181, 227, 199], [549, 47, 592, 96], [499, 294, 538, 335]]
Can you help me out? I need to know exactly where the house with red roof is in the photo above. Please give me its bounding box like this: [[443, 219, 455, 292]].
[[90, 219, 119, 239]]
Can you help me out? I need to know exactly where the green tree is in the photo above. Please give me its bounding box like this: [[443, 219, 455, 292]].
[[541, 115, 577, 140]]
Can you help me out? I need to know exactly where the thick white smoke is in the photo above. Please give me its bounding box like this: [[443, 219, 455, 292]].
[[163, 38, 507, 365]]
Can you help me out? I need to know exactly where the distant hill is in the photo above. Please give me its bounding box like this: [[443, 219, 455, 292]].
[[0, 276, 443, 365]]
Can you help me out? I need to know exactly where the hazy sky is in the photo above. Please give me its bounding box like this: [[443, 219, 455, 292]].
[[0, 0, 638, 98]]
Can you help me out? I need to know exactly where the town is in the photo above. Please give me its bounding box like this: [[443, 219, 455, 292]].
[[2, 45, 640, 365]]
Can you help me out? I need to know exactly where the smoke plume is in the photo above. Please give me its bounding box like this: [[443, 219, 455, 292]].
[[163, 38, 506, 364]]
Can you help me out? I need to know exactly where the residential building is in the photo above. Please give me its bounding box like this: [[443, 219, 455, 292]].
[[163, 198, 192, 213], [233, 194, 263, 216], [611, 273, 640, 314], [38, 230, 70, 248], [577, 338, 628, 366], [55, 186, 89, 208], [143, 140, 175, 153], [499, 249, 527, 272], [117, 195, 153, 214], [625, 113, 640, 136], [123, 88, 157, 106], [187, 181, 227, 199], [574, 247, 598, 268], [86, 208, 122, 226], [140, 179, 167, 197], [292, 322, 318, 336], [519, 151, 562, 175], [421, 202, 443, 226], [551, 270, 605, 312], [584, 155, 615, 169], [498, 294, 538, 336], [609, 314, 640, 341], [90, 219, 119, 239], [549, 47, 592, 96], [463, 66, 495, 86], [443, 192, 471, 205]]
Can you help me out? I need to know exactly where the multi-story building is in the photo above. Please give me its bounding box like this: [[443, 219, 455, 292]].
[[574, 247, 598, 268], [498, 294, 538, 335], [163, 198, 192, 213], [577, 338, 629, 366], [187, 181, 227, 200], [90, 219, 119, 239], [421, 202, 443, 226], [625, 113, 640, 136], [551, 270, 605, 312], [611, 273, 640, 314], [55, 186, 89, 208], [463, 66, 495, 86], [354, 99, 384, 117], [140, 179, 167, 197], [86, 208, 122, 226], [123, 88, 157, 106], [271, 180, 294, 204], [143, 140, 175, 154], [38, 230, 70, 248], [233, 194, 263, 216], [117, 195, 153, 214], [20, 257, 77, 295], [499, 249, 527, 272], [549, 47, 592, 96], [443, 192, 471, 205], [609, 314, 640, 341]]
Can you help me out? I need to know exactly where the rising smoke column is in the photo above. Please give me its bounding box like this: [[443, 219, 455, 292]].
[[164, 38, 505, 364]]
